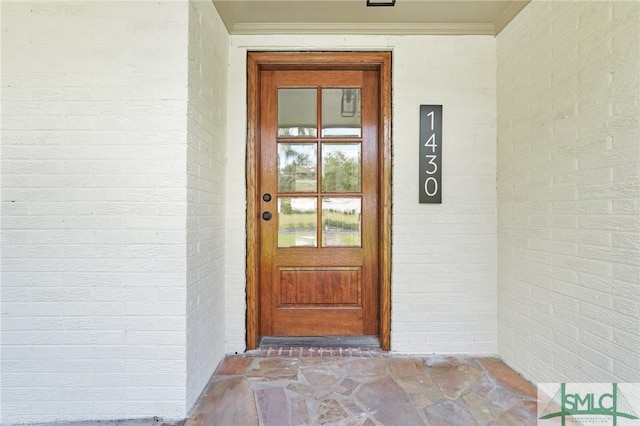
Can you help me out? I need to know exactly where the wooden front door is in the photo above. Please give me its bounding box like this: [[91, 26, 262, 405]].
[[247, 52, 391, 349]]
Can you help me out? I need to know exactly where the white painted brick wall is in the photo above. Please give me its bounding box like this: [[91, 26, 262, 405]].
[[225, 35, 497, 354], [1, 1, 191, 423], [497, 0, 640, 383], [185, 0, 229, 411]]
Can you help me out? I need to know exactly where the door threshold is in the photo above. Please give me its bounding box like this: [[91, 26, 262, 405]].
[[259, 335, 381, 348]]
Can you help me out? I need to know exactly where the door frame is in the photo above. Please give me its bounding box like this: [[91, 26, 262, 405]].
[[246, 51, 392, 350]]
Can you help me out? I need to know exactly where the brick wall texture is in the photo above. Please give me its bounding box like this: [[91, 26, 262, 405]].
[[225, 34, 498, 355], [497, 0, 640, 384], [185, 0, 229, 411], [2, 0, 639, 423], [1, 1, 228, 423]]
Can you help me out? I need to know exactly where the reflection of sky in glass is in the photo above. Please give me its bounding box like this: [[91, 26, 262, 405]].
[[322, 198, 360, 213], [322, 128, 361, 137], [322, 144, 360, 159], [279, 127, 317, 137], [278, 144, 316, 171], [278, 197, 316, 213]]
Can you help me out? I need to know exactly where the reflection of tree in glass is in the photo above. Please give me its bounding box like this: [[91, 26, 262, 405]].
[[280, 198, 293, 214], [278, 126, 316, 137], [279, 146, 315, 191], [323, 151, 360, 191]]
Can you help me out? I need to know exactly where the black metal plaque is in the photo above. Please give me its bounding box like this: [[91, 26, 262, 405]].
[[419, 105, 442, 203]]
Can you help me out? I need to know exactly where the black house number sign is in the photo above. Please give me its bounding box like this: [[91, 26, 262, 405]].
[[419, 105, 442, 203]]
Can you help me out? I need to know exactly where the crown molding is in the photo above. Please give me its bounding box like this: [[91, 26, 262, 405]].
[[230, 22, 497, 36], [212, 0, 235, 35], [494, 0, 531, 34]]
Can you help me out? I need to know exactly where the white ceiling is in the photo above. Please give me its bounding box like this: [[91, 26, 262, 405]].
[[212, 0, 531, 36]]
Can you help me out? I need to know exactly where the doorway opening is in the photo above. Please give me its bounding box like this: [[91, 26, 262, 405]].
[[246, 52, 392, 350]]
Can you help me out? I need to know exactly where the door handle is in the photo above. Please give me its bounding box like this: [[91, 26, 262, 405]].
[[262, 211, 272, 221]]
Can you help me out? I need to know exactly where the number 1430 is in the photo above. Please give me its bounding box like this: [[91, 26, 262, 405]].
[[419, 105, 442, 203]]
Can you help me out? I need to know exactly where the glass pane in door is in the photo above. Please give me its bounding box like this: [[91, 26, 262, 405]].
[[321, 88, 361, 137], [278, 144, 317, 192], [278, 197, 317, 247], [322, 143, 361, 192], [322, 198, 361, 247], [278, 89, 317, 137]]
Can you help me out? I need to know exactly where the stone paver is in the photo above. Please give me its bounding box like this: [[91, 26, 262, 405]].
[[256, 387, 289, 426], [216, 356, 253, 375], [430, 361, 483, 399], [185, 376, 258, 426], [247, 358, 300, 381], [424, 399, 480, 426], [356, 377, 426, 425], [478, 358, 538, 398], [183, 351, 539, 425]]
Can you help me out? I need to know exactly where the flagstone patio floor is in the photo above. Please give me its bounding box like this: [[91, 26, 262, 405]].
[[178, 348, 539, 426]]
